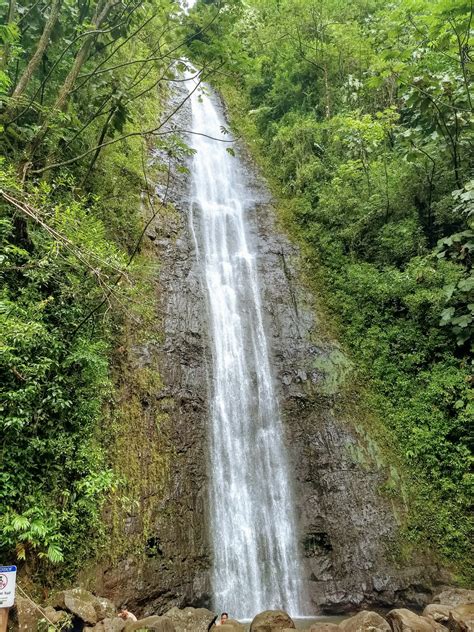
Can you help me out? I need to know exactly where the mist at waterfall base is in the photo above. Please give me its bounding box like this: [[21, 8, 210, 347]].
[[187, 78, 308, 620]]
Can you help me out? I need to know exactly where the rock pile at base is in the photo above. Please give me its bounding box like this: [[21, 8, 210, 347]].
[[13, 591, 215, 632], [11, 585, 474, 632], [247, 589, 474, 632]]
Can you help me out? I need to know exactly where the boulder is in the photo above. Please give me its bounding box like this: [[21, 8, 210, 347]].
[[95, 596, 117, 620], [387, 608, 447, 631], [424, 605, 452, 624], [125, 616, 175, 631], [88, 618, 127, 632], [250, 610, 296, 632], [447, 604, 474, 632], [225, 619, 245, 631], [434, 589, 474, 608], [53, 588, 99, 624], [15, 595, 43, 632], [42, 607, 70, 626], [340, 610, 390, 631], [164, 606, 216, 632], [308, 624, 341, 631]]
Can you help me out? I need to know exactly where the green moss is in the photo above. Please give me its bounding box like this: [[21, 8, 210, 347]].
[[313, 348, 353, 396]]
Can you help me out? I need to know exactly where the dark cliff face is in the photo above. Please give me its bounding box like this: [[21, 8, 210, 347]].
[[93, 91, 212, 614], [96, 86, 444, 616]]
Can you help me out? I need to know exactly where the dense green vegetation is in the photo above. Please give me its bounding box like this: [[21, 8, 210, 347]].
[[186, 0, 473, 578], [0, 0, 191, 577], [1, 0, 472, 588]]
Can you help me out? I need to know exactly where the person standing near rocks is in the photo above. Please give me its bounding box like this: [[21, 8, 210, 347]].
[[118, 608, 138, 622]]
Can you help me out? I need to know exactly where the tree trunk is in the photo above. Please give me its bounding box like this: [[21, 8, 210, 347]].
[[52, 0, 114, 114], [28, 0, 115, 163], [10, 0, 62, 101]]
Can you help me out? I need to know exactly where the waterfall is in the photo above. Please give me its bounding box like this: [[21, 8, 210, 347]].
[[188, 81, 305, 619]]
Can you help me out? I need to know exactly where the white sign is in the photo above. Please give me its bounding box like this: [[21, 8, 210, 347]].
[[0, 566, 17, 608]]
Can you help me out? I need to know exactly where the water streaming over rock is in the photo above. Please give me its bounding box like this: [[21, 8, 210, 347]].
[[187, 80, 306, 619]]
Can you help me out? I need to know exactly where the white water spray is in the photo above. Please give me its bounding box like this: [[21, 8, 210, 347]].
[[188, 81, 305, 619]]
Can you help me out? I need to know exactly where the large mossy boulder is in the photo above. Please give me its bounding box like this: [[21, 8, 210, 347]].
[[124, 615, 175, 631], [250, 610, 296, 632], [387, 608, 447, 631], [307, 624, 340, 631], [52, 587, 116, 624], [164, 606, 216, 632], [340, 610, 390, 631]]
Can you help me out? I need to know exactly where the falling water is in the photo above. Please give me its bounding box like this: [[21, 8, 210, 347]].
[[188, 81, 305, 619]]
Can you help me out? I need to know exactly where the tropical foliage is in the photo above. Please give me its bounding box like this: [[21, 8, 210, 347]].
[[0, 0, 189, 576]]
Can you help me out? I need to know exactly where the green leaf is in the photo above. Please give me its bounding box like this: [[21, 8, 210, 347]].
[[47, 544, 64, 563]]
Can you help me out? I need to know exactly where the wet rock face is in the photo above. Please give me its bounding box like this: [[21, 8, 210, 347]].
[[94, 87, 211, 615], [239, 147, 443, 612]]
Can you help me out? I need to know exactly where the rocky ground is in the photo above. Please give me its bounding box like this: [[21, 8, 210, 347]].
[[10, 586, 474, 631]]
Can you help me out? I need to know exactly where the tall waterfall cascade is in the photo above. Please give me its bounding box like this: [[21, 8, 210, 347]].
[[188, 80, 306, 619]]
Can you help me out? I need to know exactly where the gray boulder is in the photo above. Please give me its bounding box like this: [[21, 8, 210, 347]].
[[250, 610, 296, 631], [42, 607, 70, 626], [424, 604, 452, 624], [164, 606, 216, 632], [15, 596, 43, 632], [53, 588, 99, 624], [125, 616, 175, 631], [387, 608, 447, 631], [434, 589, 474, 608], [224, 619, 246, 631], [87, 618, 127, 632], [340, 610, 390, 631], [14, 598, 70, 631], [95, 596, 117, 620], [52, 588, 116, 624]]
